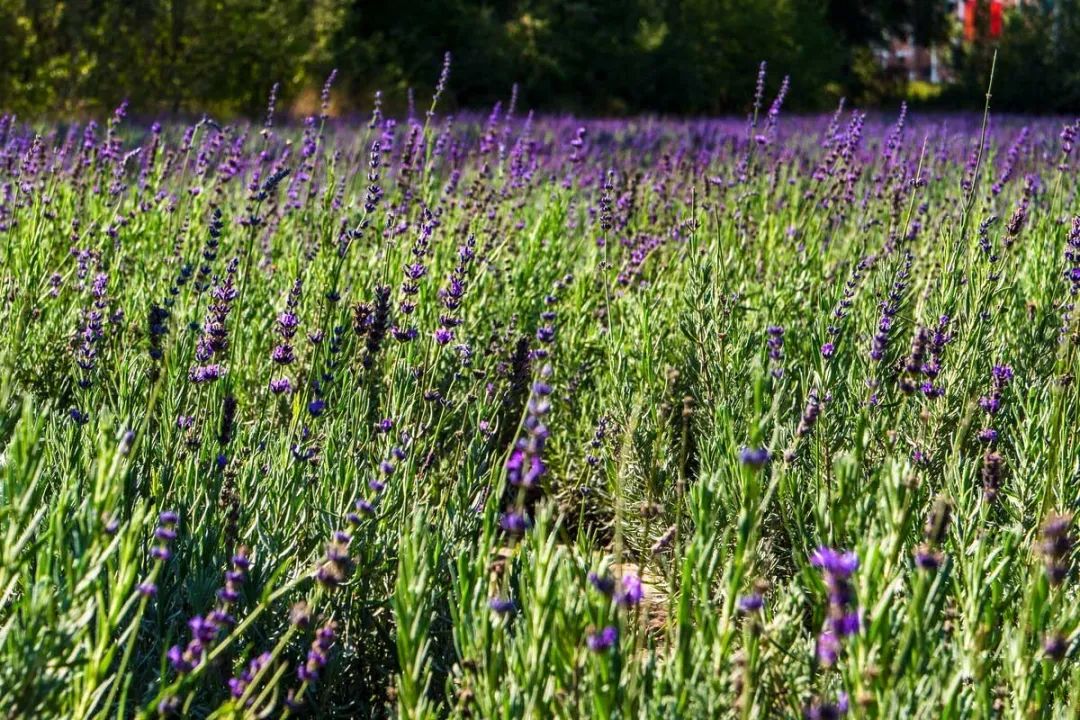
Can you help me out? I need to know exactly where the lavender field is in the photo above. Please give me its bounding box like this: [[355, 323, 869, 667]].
[[2, 64, 1080, 718]]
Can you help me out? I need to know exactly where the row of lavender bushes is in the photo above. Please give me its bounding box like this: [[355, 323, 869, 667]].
[[1, 58, 1080, 717]]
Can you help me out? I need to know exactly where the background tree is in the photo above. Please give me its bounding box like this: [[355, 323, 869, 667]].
[[0, 0, 1075, 119]]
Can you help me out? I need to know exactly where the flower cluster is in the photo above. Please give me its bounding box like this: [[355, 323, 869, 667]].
[[914, 496, 952, 571], [766, 325, 784, 378], [228, 651, 272, 700], [315, 530, 354, 588], [810, 546, 860, 666], [195, 207, 224, 292], [796, 388, 823, 438], [435, 235, 475, 346], [74, 273, 109, 389], [977, 364, 1013, 444], [354, 285, 392, 369], [297, 623, 337, 683], [269, 277, 302, 394], [190, 258, 239, 384], [505, 366, 553, 491], [588, 570, 644, 608], [869, 250, 912, 364], [1039, 513, 1073, 587], [823, 255, 873, 359], [166, 547, 249, 674]]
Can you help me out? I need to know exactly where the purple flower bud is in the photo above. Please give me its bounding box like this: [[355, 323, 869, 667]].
[[499, 511, 529, 534], [615, 574, 644, 607], [586, 625, 618, 652], [488, 597, 516, 615], [738, 593, 764, 614], [1044, 632, 1069, 661], [739, 446, 770, 468]]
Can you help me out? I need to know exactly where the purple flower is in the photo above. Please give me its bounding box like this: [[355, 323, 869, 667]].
[[215, 547, 249, 606], [796, 389, 822, 437], [587, 572, 616, 596], [614, 574, 644, 607], [189, 364, 224, 384], [809, 547, 859, 578], [505, 366, 553, 491], [297, 623, 336, 683], [229, 651, 272, 700], [914, 546, 943, 571], [815, 628, 842, 666], [315, 533, 354, 588], [737, 593, 764, 614], [586, 625, 618, 652], [804, 693, 849, 720], [1040, 513, 1074, 586], [766, 325, 785, 375], [739, 446, 770, 468], [1044, 632, 1069, 661], [270, 377, 292, 394], [499, 511, 529, 534], [149, 510, 179, 564], [488, 597, 516, 615], [810, 546, 860, 666], [354, 499, 375, 516], [271, 344, 295, 365]]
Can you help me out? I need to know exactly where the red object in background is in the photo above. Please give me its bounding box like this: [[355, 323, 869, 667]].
[[964, 0, 1004, 41], [990, 0, 1003, 37]]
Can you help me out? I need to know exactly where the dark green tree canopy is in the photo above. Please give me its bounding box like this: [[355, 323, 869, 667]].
[[0, 0, 1076, 118]]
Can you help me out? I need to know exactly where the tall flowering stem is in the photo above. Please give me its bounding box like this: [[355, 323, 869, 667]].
[[810, 547, 860, 667]]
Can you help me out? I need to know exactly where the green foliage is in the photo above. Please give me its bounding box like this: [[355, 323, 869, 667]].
[[1, 0, 1078, 117], [944, 0, 1080, 113], [0, 0, 330, 117]]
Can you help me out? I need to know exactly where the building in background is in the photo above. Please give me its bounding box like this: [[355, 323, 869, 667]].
[[881, 0, 1041, 85], [880, 36, 945, 84]]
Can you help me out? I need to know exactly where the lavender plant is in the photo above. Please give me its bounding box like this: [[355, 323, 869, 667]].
[[0, 59, 1078, 719]]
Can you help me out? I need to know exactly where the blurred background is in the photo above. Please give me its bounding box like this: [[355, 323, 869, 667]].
[[0, 0, 1077, 119]]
